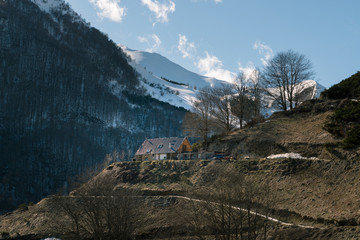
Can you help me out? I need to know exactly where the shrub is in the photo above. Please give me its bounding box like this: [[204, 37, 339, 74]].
[[1, 232, 10, 238], [191, 142, 202, 152], [342, 124, 360, 149], [17, 203, 28, 211], [324, 100, 360, 148]]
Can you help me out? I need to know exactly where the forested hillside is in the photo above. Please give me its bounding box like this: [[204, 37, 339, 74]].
[[0, 0, 186, 211], [321, 71, 360, 99], [322, 71, 360, 148]]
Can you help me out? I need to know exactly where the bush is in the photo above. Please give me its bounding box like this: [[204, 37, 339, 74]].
[[1, 232, 10, 238], [191, 142, 202, 152], [342, 124, 360, 149], [324, 100, 360, 148], [17, 203, 28, 211]]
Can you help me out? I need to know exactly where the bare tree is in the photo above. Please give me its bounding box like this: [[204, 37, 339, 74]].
[[182, 112, 208, 143], [182, 87, 215, 146], [232, 69, 264, 128], [262, 49, 314, 111], [247, 68, 263, 122], [55, 177, 142, 240], [208, 84, 237, 132], [232, 72, 254, 129], [180, 165, 273, 240], [232, 72, 249, 129]]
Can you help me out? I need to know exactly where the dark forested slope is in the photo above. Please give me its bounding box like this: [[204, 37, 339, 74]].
[[0, 0, 186, 211], [321, 71, 360, 100]]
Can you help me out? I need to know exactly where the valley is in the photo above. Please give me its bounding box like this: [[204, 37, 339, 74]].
[[0, 0, 359, 239], [1, 93, 360, 239]]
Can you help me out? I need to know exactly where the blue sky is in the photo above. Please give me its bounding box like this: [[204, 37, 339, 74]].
[[64, 0, 359, 88]]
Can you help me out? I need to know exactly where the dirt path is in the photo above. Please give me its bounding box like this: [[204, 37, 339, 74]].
[[167, 195, 322, 229]]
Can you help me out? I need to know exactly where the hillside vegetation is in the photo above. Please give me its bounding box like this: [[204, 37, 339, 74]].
[[0, 0, 186, 212], [321, 71, 360, 148], [321, 72, 360, 99]]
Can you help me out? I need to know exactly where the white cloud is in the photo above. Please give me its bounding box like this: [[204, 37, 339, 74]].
[[238, 62, 257, 81], [138, 34, 162, 52], [89, 0, 126, 22], [253, 41, 273, 66], [178, 34, 196, 59], [214, 0, 222, 3], [141, 0, 175, 24], [197, 52, 236, 83]]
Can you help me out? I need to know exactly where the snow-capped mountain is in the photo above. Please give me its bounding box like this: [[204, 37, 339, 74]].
[[122, 47, 326, 111], [262, 80, 326, 116], [122, 46, 230, 110], [265, 80, 326, 106]]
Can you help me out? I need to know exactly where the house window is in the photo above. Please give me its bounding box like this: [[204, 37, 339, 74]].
[[158, 144, 163, 149]]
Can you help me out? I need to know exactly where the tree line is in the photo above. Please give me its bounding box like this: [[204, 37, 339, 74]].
[[183, 49, 315, 146]]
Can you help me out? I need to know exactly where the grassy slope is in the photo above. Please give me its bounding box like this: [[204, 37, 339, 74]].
[[208, 100, 342, 160]]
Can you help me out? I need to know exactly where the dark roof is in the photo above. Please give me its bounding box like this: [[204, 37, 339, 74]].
[[135, 137, 188, 155]]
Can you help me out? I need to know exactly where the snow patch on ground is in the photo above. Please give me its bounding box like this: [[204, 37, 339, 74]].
[[267, 153, 319, 160]]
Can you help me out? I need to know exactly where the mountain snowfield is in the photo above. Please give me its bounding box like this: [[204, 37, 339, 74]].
[[122, 46, 326, 111], [122, 46, 229, 110]]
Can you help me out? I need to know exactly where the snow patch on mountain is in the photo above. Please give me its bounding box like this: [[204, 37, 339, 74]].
[[129, 57, 198, 110], [123, 47, 226, 89], [121, 46, 230, 110]]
